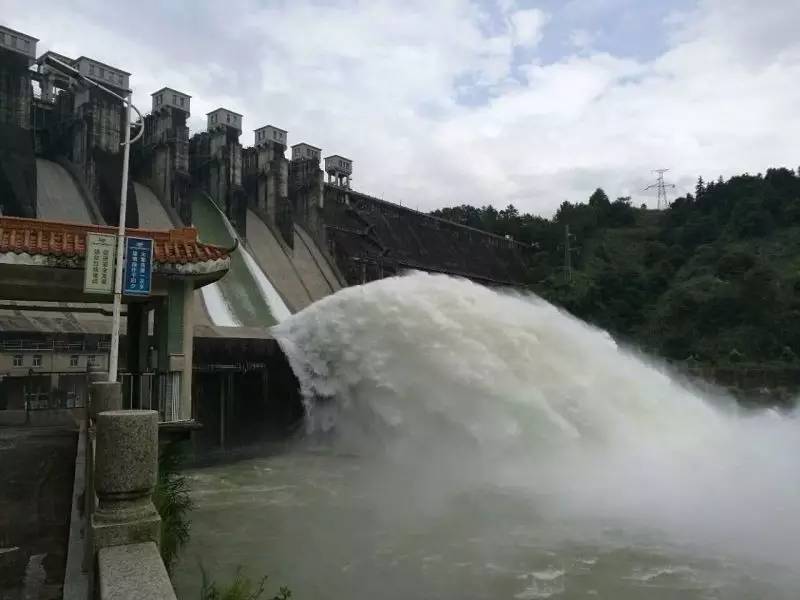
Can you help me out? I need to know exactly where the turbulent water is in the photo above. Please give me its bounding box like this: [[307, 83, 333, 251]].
[[175, 272, 800, 599]]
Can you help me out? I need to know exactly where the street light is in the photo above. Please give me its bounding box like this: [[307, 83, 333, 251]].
[[41, 56, 143, 384]]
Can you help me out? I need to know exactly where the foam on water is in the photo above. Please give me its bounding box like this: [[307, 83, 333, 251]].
[[274, 272, 800, 566]]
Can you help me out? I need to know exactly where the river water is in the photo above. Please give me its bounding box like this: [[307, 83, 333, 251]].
[[174, 273, 800, 599]]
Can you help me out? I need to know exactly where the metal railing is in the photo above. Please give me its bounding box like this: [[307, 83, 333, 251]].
[[1, 369, 183, 422], [120, 372, 181, 422]]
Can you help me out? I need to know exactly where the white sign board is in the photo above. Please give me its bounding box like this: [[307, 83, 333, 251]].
[[83, 233, 116, 294]]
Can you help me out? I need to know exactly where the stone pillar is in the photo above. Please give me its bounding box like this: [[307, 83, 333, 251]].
[[154, 283, 193, 421], [91, 410, 161, 552], [90, 382, 122, 421]]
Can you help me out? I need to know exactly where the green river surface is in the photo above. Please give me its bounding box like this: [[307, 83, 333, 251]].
[[172, 447, 799, 600]]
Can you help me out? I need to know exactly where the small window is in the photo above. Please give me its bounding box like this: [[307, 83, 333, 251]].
[[99, 67, 104, 78], [87, 355, 97, 367], [70, 355, 79, 367], [89, 64, 95, 75], [173, 94, 177, 104], [13, 354, 22, 367], [226, 113, 230, 123], [32, 355, 42, 368], [179, 97, 185, 107], [118, 74, 123, 84]]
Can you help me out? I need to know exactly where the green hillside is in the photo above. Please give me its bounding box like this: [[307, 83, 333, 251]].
[[432, 168, 800, 366]]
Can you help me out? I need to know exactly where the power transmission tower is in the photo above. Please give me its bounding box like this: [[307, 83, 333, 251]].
[[563, 224, 578, 283], [644, 168, 676, 210]]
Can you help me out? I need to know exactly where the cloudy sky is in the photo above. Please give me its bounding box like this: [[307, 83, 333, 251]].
[[5, 0, 800, 215]]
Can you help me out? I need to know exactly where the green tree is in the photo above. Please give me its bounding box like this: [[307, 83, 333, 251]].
[[588, 188, 611, 210]]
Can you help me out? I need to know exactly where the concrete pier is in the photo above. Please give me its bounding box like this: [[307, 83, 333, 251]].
[[91, 410, 161, 551]]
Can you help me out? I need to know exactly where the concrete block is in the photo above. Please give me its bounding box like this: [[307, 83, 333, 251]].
[[97, 542, 177, 600], [91, 511, 161, 551], [92, 410, 161, 551], [63, 424, 89, 600]]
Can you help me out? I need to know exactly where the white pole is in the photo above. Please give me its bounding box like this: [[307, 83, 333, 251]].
[[108, 91, 133, 383]]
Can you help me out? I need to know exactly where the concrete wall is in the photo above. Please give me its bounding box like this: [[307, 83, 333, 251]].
[[288, 156, 325, 244], [73, 57, 129, 92], [0, 50, 36, 217], [137, 108, 191, 224], [190, 129, 246, 235], [152, 89, 190, 114], [320, 185, 535, 286], [207, 109, 241, 133], [243, 141, 292, 246], [0, 351, 106, 373]]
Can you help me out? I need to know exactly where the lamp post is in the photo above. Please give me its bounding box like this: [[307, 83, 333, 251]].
[[107, 90, 134, 383], [41, 56, 143, 383]]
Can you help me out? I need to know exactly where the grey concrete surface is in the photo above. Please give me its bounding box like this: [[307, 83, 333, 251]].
[[133, 182, 173, 230], [92, 410, 160, 551], [245, 208, 313, 311], [62, 424, 88, 600], [94, 410, 157, 505], [293, 223, 342, 299], [90, 382, 122, 420], [97, 543, 176, 600], [0, 426, 77, 599], [36, 158, 93, 224]]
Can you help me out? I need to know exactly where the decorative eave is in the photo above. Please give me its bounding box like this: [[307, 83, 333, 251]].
[[0, 216, 232, 278]]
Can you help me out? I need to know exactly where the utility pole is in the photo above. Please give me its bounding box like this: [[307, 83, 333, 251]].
[[644, 168, 676, 210]]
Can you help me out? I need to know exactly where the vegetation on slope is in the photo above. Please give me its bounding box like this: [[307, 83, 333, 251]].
[[199, 567, 292, 600], [154, 441, 193, 573], [432, 168, 800, 366]]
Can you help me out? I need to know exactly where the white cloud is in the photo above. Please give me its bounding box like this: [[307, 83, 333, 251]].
[[2, 0, 800, 216], [569, 29, 596, 50], [509, 8, 549, 48]]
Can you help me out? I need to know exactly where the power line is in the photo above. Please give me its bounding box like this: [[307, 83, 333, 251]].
[[644, 168, 676, 210]]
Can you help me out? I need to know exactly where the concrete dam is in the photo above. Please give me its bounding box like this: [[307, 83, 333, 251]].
[[0, 32, 536, 451]]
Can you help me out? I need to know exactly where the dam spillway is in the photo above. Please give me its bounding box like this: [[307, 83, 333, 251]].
[[35, 158, 94, 223]]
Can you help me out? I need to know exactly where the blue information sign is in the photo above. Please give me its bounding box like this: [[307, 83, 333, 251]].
[[123, 236, 153, 296]]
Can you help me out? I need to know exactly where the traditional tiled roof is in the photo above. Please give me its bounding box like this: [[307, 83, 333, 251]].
[[0, 217, 231, 265]]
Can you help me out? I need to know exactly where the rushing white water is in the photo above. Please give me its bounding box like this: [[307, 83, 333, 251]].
[[240, 246, 292, 323], [273, 271, 800, 568], [206, 193, 291, 322], [200, 282, 240, 327]]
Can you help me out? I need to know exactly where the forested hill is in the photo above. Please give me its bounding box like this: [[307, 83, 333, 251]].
[[432, 168, 800, 366]]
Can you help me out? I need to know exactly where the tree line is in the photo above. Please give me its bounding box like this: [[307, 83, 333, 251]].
[[431, 168, 800, 366]]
